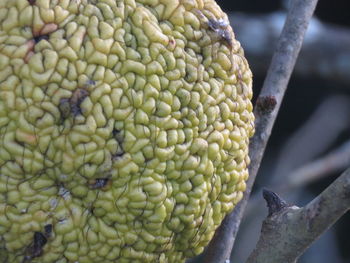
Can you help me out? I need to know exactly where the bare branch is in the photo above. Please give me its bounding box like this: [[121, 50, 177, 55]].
[[280, 139, 350, 192], [271, 95, 350, 181], [244, 138, 350, 228], [242, 96, 350, 231], [246, 168, 350, 263], [202, 1, 319, 262], [230, 12, 350, 85]]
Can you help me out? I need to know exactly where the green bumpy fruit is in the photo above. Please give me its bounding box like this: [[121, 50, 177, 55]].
[[0, 0, 254, 262]]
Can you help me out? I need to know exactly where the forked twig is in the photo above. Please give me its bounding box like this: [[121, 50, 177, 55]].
[[246, 168, 350, 263]]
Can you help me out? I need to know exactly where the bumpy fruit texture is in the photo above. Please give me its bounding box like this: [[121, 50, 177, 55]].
[[0, 0, 254, 262]]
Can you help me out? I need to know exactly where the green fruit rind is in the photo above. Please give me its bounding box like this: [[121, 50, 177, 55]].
[[0, 0, 254, 262]]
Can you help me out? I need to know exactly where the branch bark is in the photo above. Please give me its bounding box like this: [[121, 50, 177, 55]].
[[246, 168, 350, 263], [203, 0, 319, 262]]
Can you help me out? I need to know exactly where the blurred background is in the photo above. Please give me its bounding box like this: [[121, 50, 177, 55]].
[[192, 0, 350, 262]]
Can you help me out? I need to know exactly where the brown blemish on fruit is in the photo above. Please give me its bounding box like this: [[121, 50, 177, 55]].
[[70, 88, 89, 116], [167, 37, 176, 51], [32, 23, 58, 38], [59, 88, 89, 119], [88, 178, 111, 190], [23, 231, 48, 262], [207, 18, 232, 48], [194, 9, 233, 47], [24, 40, 36, 63]]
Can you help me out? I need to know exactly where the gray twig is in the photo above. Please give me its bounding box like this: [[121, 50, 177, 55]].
[[279, 139, 350, 192], [202, 0, 319, 262], [230, 12, 350, 85], [246, 168, 350, 263], [242, 95, 350, 234], [271, 95, 350, 181]]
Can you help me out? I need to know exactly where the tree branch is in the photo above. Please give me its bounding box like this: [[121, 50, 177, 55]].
[[271, 95, 350, 182], [246, 168, 350, 263], [229, 12, 350, 85], [279, 139, 350, 192], [243, 138, 350, 230], [202, 0, 319, 262], [241, 96, 350, 232]]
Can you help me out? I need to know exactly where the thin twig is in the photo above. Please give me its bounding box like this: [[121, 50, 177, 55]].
[[229, 12, 350, 85], [279, 139, 350, 192], [241, 96, 350, 235], [271, 95, 350, 181], [203, 0, 319, 262], [245, 95, 350, 211], [244, 138, 350, 229], [246, 168, 350, 263]]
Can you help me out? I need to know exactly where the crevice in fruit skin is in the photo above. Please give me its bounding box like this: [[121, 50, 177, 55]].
[[24, 23, 58, 63], [58, 98, 72, 119], [27, 0, 36, 5], [44, 224, 53, 238], [112, 150, 125, 160], [112, 128, 125, 160], [33, 34, 49, 44]]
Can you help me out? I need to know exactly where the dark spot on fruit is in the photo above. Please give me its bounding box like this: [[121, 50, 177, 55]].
[[112, 129, 125, 159], [112, 128, 120, 137], [44, 224, 52, 237], [89, 178, 110, 190], [28, 0, 36, 5], [33, 232, 47, 254], [112, 151, 124, 160], [220, 29, 232, 47], [207, 18, 232, 47], [208, 18, 228, 30], [23, 231, 47, 262], [58, 98, 71, 119], [59, 88, 89, 119], [112, 129, 124, 145], [33, 34, 49, 44], [167, 37, 176, 49], [85, 79, 96, 86], [70, 88, 89, 116]]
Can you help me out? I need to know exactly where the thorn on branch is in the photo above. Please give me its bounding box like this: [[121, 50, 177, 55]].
[[263, 189, 288, 216], [256, 96, 277, 114]]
